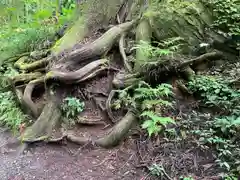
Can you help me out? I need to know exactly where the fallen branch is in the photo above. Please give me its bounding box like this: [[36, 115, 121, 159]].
[[178, 51, 224, 69]]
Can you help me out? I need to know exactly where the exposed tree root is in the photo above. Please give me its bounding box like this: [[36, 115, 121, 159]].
[[58, 20, 138, 64], [20, 98, 61, 142], [119, 33, 132, 72], [178, 51, 224, 69], [11, 72, 43, 85], [21, 110, 137, 149], [15, 56, 50, 72], [106, 90, 118, 123], [47, 59, 108, 84], [112, 71, 140, 88], [22, 77, 45, 118], [77, 117, 105, 125], [95, 111, 137, 148]]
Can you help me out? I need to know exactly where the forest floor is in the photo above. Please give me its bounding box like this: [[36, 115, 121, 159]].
[[0, 127, 146, 180], [1, 59, 237, 180]]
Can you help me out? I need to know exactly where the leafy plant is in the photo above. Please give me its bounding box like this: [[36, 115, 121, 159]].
[[202, 0, 240, 49], [113, 82, 175, 137], [132, 37, 184, 59], [188, 75, 240, 114], [0, 0, 76, 62], [148, 163, 163, 176], [141, 111, 175, 136], [0, 91, 27, 132], [180, 176, 194, 180], [214, 116, 240, 135], [61, 97, 85, 119]]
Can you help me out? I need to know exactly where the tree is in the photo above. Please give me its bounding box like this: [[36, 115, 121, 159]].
[[2, 0, 239, 149]]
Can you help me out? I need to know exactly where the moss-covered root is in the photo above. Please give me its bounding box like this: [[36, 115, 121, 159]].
[[58, 20, 138, 64], [134, 18, 152, 71], [95, 111, 137, 148], [47, 59, 108, 84], [11, 72, 43, 85], [20, 99, 61, 142], [22, 77, 45, 118], [14, 56, 50, 72]]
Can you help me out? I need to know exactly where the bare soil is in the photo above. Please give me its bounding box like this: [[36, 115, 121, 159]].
[[0, 127, 147, 180]]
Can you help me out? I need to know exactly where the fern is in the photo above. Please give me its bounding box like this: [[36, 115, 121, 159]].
[[0, 91, 26, 131], [142, 99, 172, 110], [134, 83, 173, 101], [112, 81, 175, 137], [132, 37, 184, 61], [141, 111, 175, 137]]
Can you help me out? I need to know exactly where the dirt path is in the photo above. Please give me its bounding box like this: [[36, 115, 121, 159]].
[[0, 127, 146, 180]]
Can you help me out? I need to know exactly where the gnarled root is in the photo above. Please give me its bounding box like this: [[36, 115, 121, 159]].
[[47, 59, 108, 84], [119, 33, 132, 72], [23, 77, 45, 118], [11, 72, 43, 85], [58, 20, 138, 64], [95, 111, 137, 148], [20, 98, 61, 142], [22, 111, 137, 149], [106, 90, 118, 123], [15, 56, 50, 72]]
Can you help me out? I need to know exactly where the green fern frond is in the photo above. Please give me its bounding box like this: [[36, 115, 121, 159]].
[[142, 99, 173, 110]]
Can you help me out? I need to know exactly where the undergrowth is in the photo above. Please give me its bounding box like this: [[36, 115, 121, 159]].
[[0, 66, 27, 133], [113, 82, 175, 137], [187, 75, 240, 176], [61, 97, 85, 126], [0, 91, 27, 133], [0, 0, 76, 63]]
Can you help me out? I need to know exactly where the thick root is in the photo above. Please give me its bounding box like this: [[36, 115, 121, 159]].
[[15, 56, 50, 72], [22, 77, 45, 118], [11, 72, 43, 85], [95, 111, 137, 148], [47, 59, 108, 84], [59, 20, 138, 64], [20, 99, 61, 142], [24, 111, 137, 149]]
